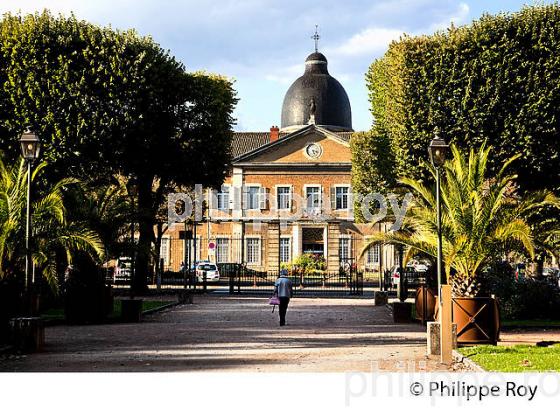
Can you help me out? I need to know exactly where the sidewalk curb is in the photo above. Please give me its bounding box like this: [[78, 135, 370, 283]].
[[142, 301, 181, 316], [453, 349, 486, 372]]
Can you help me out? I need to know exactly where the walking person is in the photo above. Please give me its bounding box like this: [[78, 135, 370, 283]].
[[274, 269, 293, 326]]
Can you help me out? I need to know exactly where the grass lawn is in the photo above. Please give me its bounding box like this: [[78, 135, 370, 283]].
[[459, 344, 560, 372], [502, 319, 560, 328], [41, 299, 174, 321]]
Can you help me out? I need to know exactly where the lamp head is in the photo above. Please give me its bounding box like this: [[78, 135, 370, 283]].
[[428, 127, 449, 168], [19, 130, 41, 161]]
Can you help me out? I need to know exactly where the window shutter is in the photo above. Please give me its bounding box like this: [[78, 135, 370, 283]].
[[208, 189, 217, 210], [273, 185, 279, 211], [330, 187, 337, 210], [228, 188, 235, 210], [259, 187, 267, 210], [289, 185, 294, 211], [242, 186, 248, 210], [348, 186, 353, 215]]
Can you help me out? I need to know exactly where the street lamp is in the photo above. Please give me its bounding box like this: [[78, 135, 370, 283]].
[[428, 127, 451, 364], [126, 178, 138, 296], [19, 130, 42, 297], [428, 128, 449, 302]]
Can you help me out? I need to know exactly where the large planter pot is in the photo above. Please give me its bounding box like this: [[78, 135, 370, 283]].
[[452, 296, 500, 345], [121, 298, 143, 322], [415, 286, 436, 323], [9, 317, 44, 353], [392, 302, 414, 323]]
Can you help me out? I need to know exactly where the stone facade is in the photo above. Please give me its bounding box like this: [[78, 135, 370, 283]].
[[160, 124, 398, 275]]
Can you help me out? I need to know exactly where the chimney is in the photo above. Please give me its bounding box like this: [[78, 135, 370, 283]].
[[270, 125, 279, 142]]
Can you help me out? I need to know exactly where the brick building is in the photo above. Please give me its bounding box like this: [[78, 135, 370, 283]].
[[161, 50, 398, 275]]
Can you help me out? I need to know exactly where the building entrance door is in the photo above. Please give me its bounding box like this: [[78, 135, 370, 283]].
[[302, 227, 324, 256]]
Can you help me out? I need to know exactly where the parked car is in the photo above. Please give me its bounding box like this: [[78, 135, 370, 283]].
[[407, 260, 430, 273], [391, 265, 427, 288], [389, 266, 414, 287], [196, 263, 220, 283], [543, 267, 559, 277]]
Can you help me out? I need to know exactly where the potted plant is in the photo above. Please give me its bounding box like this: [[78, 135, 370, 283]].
[[289, 254, 326, 288], [0, 159, 103, 351], [363, 144, 560, 344]]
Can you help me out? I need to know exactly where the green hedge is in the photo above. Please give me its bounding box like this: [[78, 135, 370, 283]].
[[355, 4, 560, 203]]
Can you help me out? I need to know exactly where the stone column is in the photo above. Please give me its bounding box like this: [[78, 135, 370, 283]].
[[292, 223, 301, 258], [326, 222, 341, 275], [267, 222, 280, 274]]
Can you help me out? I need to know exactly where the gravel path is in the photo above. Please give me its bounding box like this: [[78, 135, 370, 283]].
[[0, 295, 456, 372]]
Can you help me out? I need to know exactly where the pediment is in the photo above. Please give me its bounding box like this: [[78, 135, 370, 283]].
[[233, 125, 351, 165]]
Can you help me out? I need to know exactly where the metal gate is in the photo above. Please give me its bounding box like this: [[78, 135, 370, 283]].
[[225, 261, 364, 298]]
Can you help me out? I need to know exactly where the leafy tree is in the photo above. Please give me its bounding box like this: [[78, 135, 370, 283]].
[[359, 4, 560, 195], [0, 12, 237, 292], [0, 157, 103, 291], [361, 145, 559, 297], [350, 131, 396, 222]]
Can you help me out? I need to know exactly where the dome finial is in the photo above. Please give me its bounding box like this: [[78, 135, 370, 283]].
[[311, 25, 320, 53]]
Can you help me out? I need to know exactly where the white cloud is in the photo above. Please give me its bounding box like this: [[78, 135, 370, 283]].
[[326, 27, 405, 57], [428, 2, 471, 31], [265, 64, 303, 85]]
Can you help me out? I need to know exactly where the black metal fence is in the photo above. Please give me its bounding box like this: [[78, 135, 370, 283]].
[[226, 264, 364, 297], [106, 234, 429, 298], [107, 263, 365, 297]]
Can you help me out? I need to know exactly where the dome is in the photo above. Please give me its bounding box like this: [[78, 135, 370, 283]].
[[280, 52, 352, 132]]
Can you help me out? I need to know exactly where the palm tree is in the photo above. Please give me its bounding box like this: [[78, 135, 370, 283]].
[[0, 157, 103, 292], [362, 144, 559, 297], [67, 177, 132, 262]]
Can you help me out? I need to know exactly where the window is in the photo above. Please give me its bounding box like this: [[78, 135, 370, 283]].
[[246, 238, 260, 265], [217, 186, 230, 210], [305, 186, 321, 211], [277, 186, 291, 210], [339, 237, 351, 265], [216, 238, 229, 263], [245, 186, 262, 210], [280, 238, 291, 263], [335, 186, 349, 210], [367, 245, 379, 264], [160, 237, 170, 268]]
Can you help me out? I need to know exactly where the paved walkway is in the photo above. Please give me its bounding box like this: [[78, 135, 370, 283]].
[[500, 328, 560, 346], [0, 295, 454, 372]]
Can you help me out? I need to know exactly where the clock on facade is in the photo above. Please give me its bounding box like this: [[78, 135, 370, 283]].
[[305, 142, 322, 159]]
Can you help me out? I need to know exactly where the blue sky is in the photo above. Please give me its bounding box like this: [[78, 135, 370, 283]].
[[1, 1, 552, 131]]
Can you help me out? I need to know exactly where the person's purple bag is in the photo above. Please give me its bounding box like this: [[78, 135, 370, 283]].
[[268, 294, 280, 312]]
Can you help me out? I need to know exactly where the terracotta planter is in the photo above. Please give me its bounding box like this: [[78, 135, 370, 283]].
[[9, 317, 44, 353], [121, 298, 143, 322], [392, 302, 414, 323], [415, 286, 436, 323], [452, 296, 500, 345]]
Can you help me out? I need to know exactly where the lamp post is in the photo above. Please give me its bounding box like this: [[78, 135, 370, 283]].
[[428, 129, 449, 302], [428, 128, 451, 364], [19, 130, 41, 299], [126, 178, 138, 297], [121, 177, 143, 322]]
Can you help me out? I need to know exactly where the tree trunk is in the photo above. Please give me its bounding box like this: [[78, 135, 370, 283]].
[[153, 222, 164, 283], [534, 256, 544, 278], [133, 176, 155, 294]]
